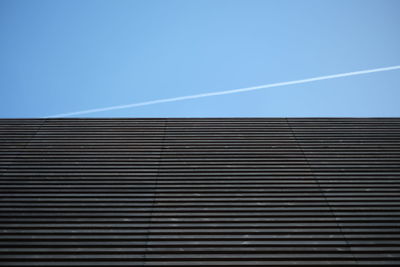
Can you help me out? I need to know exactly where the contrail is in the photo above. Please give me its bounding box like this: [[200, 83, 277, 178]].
[[47, 65, 400, 118]]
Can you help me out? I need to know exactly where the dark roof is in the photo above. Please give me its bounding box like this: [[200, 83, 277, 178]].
[[1, 118, 400, 266]]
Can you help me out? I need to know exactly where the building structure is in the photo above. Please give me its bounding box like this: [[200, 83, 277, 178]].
[[0, 118, 399, 265]]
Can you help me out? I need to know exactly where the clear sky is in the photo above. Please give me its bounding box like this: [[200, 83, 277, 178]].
[[0, 0, 399, 118]]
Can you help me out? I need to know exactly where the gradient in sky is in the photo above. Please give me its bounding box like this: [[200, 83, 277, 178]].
[[0, 0, 399, 118]]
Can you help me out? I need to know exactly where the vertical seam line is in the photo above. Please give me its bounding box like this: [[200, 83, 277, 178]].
[[286, 118, 358, 264], [0, 119, 47, 177], [143, 119, 167, 265]]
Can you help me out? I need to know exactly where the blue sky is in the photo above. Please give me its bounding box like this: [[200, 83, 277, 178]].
[[0, 0, 399, 118]]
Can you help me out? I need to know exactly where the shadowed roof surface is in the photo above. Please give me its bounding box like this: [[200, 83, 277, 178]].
[[0, 118, 399, 266]]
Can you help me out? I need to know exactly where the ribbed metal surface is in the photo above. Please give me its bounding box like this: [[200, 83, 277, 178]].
[[0, 118, 399, 266]]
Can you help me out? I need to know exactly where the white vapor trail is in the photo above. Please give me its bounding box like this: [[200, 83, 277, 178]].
[[47, 65, 400, 118]]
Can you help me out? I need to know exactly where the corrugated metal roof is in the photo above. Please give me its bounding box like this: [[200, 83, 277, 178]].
[[0, 118, 399, 266]]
